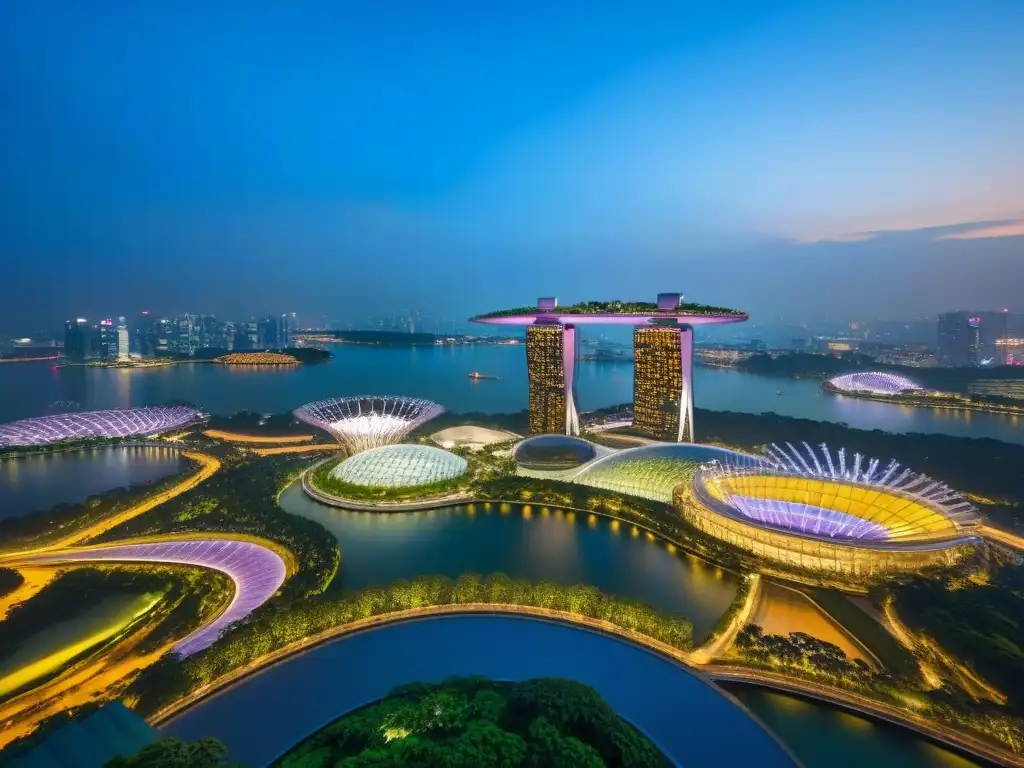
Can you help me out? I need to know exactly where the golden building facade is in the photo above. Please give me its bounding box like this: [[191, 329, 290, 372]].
[[525, 324, 578, 435], [633, 325, 693, 442]]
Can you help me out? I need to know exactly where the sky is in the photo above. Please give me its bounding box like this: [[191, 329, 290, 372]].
[[1, 0, 1022, 333]]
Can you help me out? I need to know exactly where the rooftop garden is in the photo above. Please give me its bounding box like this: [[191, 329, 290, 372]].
[[474, 299, 745, 319]]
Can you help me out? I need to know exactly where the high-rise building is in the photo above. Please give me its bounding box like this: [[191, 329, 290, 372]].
[[525, 323, 579, 435], [116, 318, 130, 361], [633, 324, 694, 442], [63, 318, 91, 362], [938, 311, 1023, 367], [175, 313, 200, 356], [279, 312, 296, 348], [98, 319, 118, 360]]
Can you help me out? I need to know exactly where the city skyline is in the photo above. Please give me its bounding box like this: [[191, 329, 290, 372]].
[[1, 1, 1022, 329]]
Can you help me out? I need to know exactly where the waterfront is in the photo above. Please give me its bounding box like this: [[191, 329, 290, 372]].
[[0, 446, 185, 520], [0, 349, 1020, 443], [279, 483, 738, 640], [162, 614, 796, 768], [729, 685, 980, 767]]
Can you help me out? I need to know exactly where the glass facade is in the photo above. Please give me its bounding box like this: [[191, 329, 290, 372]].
[[332, 444, 468, 488], [633, 326, 691, 441], [525, 325, 578, 435]]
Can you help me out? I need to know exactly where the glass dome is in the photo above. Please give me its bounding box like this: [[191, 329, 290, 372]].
[[513, 434, 597, 470], [331, 444, 467, 488]]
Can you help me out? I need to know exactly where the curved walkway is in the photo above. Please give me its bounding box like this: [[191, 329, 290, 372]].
[[160, 612, 798, 768], [203, 430, 313, 444], [13, 538, 287, 656]]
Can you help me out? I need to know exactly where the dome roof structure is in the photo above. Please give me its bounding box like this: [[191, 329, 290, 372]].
[[331, 444, 468, 488], [513, 434, 597, 470]]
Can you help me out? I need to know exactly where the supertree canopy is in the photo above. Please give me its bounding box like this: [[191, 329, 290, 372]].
[[293, 396, 444, 454], [827, 371, 922, 395], [0, 406, 200, 448]]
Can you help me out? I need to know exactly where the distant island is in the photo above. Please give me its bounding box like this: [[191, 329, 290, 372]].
[[214, 352, 300, 366]]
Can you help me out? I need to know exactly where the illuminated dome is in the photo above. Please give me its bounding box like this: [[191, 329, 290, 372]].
[[331, 444, 467, 488], [679, 442, 982, 576], [514, 434, 596, 470], [0, 406, 200, 448], [827, 372, 922, 396], [571, 443, 763, 503], [293, 396, 444, 454]]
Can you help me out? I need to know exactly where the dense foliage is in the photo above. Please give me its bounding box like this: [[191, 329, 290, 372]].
[[203, 411, 320, 437], [97, 454, 339, 596], [0, 566, 231, 701], [892, 568, 1024, 711], [275, 677, 669, 768], [127, 573, 693, 717], [477, 299, 744, 318], [0, 458, 195, 551], [735, 625, 877, 685], [105, 737, 239, 767], [0, 568, 23, 599]]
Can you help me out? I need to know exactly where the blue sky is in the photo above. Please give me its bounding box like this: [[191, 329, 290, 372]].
[[1, 0, 1022, 330]]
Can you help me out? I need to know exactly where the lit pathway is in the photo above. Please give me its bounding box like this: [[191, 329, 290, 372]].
[[980, 524, 1024, 552], [14, 538, 287, 656], [203, 430, 314, 444]]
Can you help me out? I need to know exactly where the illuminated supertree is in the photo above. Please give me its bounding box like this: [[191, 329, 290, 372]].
[[0, 406, 200, 448], [827, 371, 922, 396], [293, 396, 444, 454]]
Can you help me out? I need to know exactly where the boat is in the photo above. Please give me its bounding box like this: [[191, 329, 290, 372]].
[[776, 390, 787, 396], [468, 371, 499, 380]]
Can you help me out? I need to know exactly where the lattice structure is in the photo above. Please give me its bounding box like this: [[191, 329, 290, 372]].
[[333, 444, 467, 488], [20, 539, 286, 657], [696, 441, 980, 542], [293, 396, 444, 454], [0, 406, 200, 448], [827, 372, 923, 396]]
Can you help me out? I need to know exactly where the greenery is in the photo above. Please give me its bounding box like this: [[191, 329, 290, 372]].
[[0, 568, 22, 599], [309, 457, 470, 503], [736, 624, 877, 686], [803, 587, 918, 679], [890, 567, 1024, 711], [0, 458, 196, 552], [204, 410, 322, 437], [274, 677, 668, 768], [127, 573, 694, 717], [0, 567, 231, 700], [477, 299, 744, 318], [97, 453, 339, 597], [106, 737, 239, 767]]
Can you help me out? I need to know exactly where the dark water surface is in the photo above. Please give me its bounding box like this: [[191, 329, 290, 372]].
[[729, 686, 981, 767], [162, 614, 797, 768], [0, 446, 185, 520], [280, 484, 739, 640], [0, 350, 1020, 442]]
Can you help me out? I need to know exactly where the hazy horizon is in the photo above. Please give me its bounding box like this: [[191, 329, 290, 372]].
[[2, 1, 1022, 331]]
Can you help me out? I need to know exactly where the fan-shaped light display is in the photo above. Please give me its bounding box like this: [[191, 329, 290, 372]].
[[293, 396, 444, 454], [20, 539, 286, 657], [678, 442, 982, 575], [332, 444, 467, 488], [0, 406, 200, 448], [827, 372, 922, 396]]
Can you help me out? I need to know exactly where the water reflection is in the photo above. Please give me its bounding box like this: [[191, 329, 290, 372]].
[[0, 446, 185, 519], [279, 483, 739, 639]]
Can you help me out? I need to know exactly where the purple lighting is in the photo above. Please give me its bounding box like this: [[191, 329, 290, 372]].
[[0, 406, 200, 448], [728, 496, 890, 540], [294, 396, 444, 454], [21, 539, 286, 656], [827, 372, 922, 396]]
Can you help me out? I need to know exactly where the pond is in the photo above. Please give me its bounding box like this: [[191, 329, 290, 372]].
[[0, 446, 186, 520], [161, 614, 796, 768], [279, 483, 740, 640]]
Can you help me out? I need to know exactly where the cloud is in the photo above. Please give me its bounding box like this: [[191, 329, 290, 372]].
[[934, 219, 1024, 241], [792, 231, 879, 245]]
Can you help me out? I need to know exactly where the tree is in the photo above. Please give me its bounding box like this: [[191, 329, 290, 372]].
[[104, 737, 239, 767]]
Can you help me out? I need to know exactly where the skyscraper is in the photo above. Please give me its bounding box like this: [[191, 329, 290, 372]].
[[98, 319, 118, 360], [938, 311, 1023, 367], [525, 323, 579, 435], [633, 324, 694, 442], [63, 318, 91, 362], [116, 318, 130, 361]]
